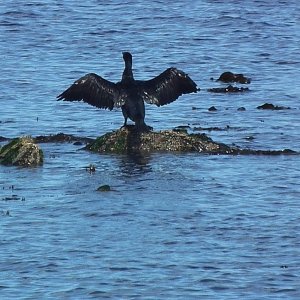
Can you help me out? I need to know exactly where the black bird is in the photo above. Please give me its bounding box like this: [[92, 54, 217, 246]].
[[57, 52, 199, 131]]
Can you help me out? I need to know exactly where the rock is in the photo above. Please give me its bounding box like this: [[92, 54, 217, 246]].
[[97, 185, 111, 192], [84, 127, 298, 156], [85, 126, 235, 154], [34, 132, 93, 144], [257, 103, 290, 110], [0, 137, 43, 167], [208, 85, 249, 93], [208, 106, 218, 111], [217, 71, 251, 84], [237, 107, 246, 111]]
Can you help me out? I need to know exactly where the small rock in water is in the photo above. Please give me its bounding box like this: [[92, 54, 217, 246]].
[[237, 107, 246, 111], [97, 185, 111, 192], [217, 71, 251, 84], [208, 106, 217, 111], [257, 103, 290, 110]]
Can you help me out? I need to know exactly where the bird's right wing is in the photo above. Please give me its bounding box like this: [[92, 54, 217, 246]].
[[137, 68, 199, 107], [57, 73, 124, 110]]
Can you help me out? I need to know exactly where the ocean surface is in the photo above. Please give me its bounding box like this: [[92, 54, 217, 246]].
[[1, 0, 300, 299]]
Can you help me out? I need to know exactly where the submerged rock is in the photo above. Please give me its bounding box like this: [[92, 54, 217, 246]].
[[237, 107, 246, 111], [257, 103, 290, 110], [97, 185, 111, 192], [85, 126, 235, 154], [0, 137, 43, 167]]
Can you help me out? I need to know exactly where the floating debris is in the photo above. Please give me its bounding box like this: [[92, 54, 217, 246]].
[[86, 164, 96, 173], [2, 195, 22, 201]]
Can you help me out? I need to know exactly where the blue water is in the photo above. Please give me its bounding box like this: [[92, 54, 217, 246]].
[[1, 1, 300, 299]]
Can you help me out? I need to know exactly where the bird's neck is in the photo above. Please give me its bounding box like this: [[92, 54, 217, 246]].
[[122, 60, 134, 83]]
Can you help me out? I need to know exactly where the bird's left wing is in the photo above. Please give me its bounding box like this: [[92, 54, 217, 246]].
[[137, 67, 199, 106], [57, 73, 124, 110]]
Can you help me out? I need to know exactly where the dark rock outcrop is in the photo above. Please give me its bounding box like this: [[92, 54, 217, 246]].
[[0, 137, 43, 167]]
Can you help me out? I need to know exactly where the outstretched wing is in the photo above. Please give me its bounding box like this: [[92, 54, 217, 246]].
[[57, 73, 123, 110], [137, 67, 199, 106]]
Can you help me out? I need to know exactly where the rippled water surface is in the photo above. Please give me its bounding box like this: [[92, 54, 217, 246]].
[[1, 1, 300, 299]]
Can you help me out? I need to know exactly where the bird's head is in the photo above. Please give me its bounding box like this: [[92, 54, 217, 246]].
[[122, 51, 132, 62]]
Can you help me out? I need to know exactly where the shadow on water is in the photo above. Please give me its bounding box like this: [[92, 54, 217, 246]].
[[118, 151, 153, 177], [114, 126, 153, 177]]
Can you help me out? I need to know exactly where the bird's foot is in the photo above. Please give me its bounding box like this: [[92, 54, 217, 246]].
[[121, 124, 135, 130], [135, 123, 153, 132]]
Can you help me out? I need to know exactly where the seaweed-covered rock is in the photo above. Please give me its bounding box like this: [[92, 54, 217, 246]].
[[85, 126, 234, 154], [0, 137, 43, 167], [84, 127, 297, 156]]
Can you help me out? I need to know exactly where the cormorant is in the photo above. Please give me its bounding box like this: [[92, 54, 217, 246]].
[[57, 52, 199, 131]]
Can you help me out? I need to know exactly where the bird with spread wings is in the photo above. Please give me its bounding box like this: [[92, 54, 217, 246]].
[[57, 52, 199, 131]]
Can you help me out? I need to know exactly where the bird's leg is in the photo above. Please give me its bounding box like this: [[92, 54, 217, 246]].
[[121, 106, 128, 128], [135, 120, 153, 132], [123, 117, 128, 127]]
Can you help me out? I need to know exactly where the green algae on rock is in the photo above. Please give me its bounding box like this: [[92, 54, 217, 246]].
[[85, 126, 235, 154], [0, 137, 43, 167]]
